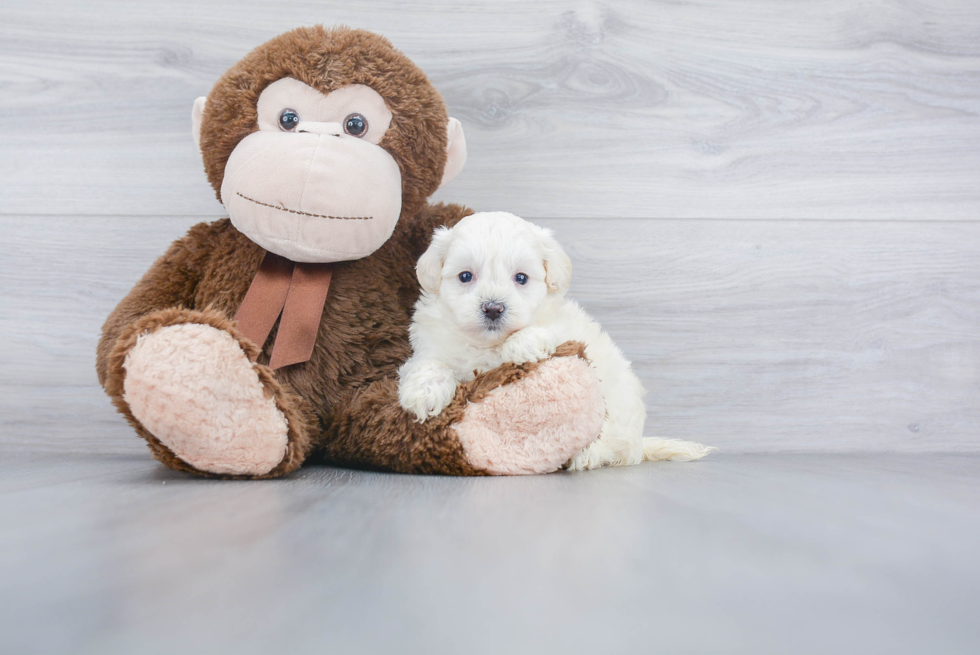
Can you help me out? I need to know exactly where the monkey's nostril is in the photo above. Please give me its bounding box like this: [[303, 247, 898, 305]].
[[482, 301, 505, 321]]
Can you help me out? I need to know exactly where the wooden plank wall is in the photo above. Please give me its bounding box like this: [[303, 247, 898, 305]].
[[1, 0, 978, 453]]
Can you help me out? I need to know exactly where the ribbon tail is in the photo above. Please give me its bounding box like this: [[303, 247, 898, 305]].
[[268, 262, 333, 370], [234, 252, 294, 356]]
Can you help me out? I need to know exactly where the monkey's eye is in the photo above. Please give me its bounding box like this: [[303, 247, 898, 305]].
[[278, 109, 301, 132], [344, 113, 368, 137], [514, 273, 529, 285], [458, 271, 473, 283]]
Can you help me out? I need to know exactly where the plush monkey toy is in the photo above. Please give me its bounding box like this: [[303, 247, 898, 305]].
[[96, 26, 605, 478]]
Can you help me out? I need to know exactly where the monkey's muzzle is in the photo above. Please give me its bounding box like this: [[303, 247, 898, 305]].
[[221, 130, 403, 263]]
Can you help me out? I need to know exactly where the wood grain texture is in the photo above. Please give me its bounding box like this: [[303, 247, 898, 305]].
[[2, 453, 979, 654], [2, 0, 979, 219], [1, 214, 977, 453]]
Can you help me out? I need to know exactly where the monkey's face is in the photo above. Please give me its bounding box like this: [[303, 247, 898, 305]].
[[215, 78, 402, 263], [194, 27, 467, 263]]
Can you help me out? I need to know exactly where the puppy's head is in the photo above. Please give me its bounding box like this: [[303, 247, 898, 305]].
[[416, 211, 572, 343]]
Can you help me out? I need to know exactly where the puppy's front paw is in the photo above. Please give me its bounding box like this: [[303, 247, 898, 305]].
[[398, 361, 458, 422], [501, 326, 560, 365]]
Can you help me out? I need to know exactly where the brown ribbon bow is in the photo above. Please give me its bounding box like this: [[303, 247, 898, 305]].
[[235, 252, 333, 370]]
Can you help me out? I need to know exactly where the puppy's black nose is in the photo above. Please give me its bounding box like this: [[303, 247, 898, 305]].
[[482, 301, 505, 321]]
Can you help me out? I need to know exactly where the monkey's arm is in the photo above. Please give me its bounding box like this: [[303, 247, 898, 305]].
[[319, 342, 604, 475], [400, 202, 474, 261], [95, 224, 218, 387]]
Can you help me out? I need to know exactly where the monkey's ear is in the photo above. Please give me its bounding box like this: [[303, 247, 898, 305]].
[[537, 227, 573, 294], [438, 117, 467, 189], [192, 97, 207, 150], [416, 227, 454, 294]]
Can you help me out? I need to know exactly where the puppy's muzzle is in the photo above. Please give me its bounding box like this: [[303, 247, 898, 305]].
[[481, 301, 506, 322]]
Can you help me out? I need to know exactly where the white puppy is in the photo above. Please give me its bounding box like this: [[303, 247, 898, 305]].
[[398, 211, 714, 470]]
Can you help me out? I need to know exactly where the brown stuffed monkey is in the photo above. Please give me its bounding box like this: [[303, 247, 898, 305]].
[[95, 26, 605, 479]]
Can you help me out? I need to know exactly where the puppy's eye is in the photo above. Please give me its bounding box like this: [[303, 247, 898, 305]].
[[344, 113, 368, 137], [458, 271, 473, 283], [278, 109, 301, 132], [514, 273, 529, 285]]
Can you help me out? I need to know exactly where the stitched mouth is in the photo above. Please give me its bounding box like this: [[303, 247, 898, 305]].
[[236, 192, 373, 220]]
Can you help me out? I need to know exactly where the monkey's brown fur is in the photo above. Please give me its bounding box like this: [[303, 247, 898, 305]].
[[96, 26, 594, 478]]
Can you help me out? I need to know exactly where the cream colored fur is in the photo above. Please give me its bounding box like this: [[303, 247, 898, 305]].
[[399, 212, 714, 470], [123, 323, 289, 475]]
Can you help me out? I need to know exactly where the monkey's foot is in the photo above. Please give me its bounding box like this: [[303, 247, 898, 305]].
[[122, 322, 290, 476], [453, 342, 605, 475]]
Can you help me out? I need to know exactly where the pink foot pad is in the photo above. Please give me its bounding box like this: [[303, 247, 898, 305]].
[[453, 355, 605, 475], [123, 323, 289, 476]]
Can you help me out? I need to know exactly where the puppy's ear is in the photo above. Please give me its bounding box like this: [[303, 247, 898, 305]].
[[536, 226, 572, 293], [416, 227, 453, 294]]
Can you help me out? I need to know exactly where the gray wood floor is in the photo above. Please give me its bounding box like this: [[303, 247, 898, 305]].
[[2, 451, 979, 654]]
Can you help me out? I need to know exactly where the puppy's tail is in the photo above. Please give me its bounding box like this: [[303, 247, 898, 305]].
[[642, 437, 716, 462]]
